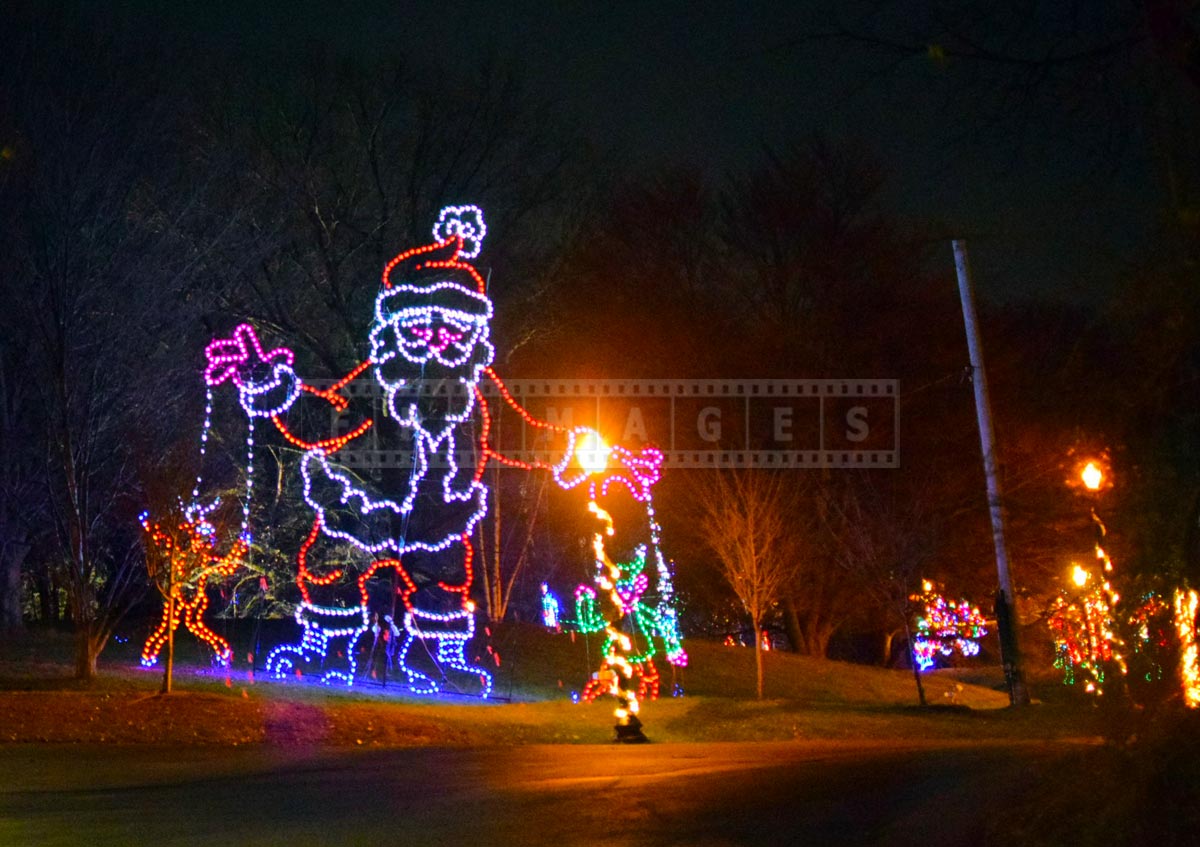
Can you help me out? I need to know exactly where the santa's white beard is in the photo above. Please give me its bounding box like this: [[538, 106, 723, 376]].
[[387, 379, 475, 433]]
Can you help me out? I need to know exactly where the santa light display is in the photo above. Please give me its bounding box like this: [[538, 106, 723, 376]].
[[192, 206, 604, 696]]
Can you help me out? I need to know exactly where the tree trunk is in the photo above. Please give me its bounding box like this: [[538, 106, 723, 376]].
[[74, 628, 98, 682], [491, 468, 502, 618], [161, 594, 175, 694], [803, 617, 834, 659], [36, 570, 56, 626], [498, 475, 549, 622], [903, 617, 927, 707], [0, 539, 29, 631], [753, 620, 765, 700], [781, 597, 804, 653], [881, 629, 897, 666]]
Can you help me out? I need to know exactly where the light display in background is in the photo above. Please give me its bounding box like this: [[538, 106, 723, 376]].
[[540, 583, 562, 631], [1047, 494, 1130, 696], [1048, 457, 1200, 701], [909, 580, 987, 673], [577, 501, 647, 741], [557, 440, 686, 734], [1175, 589, 1200, 708], [1047, 570, 1196, 701], [1047, 578, 1116, 693], [140, 505, 248, 668]]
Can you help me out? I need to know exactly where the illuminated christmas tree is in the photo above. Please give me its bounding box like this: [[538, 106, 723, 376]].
[[1047, 565, 1119, 693], [909, 580, 987, 672]]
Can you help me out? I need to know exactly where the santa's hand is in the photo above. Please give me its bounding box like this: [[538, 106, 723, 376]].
[[235, 361, 301, 418], [204, 324, 302, 418], [554, 428, 610, 489], [573, 429, 610, 474], [605, 443, 663, 501]]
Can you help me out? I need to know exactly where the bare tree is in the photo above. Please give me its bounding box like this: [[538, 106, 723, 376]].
[[0, 295, 41, 632], [0, 21, 43, 633], [821, 472, 939, 706], [478, 468, 552, 622], [779, 543, 862, 658], [0, 15, 238, 678], [718, 138, 927, 377], [792, 3, 1179, 169], [691, 469, 801, 699], [196, 53, 593, 375]]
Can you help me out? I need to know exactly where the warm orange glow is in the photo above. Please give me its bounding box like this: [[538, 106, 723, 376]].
[[1072, 564, 1090, 588], [141, 517, 248, 667], [577, 430, 609, 474], [1176, 589, 1200, 709], [1081, 461, 1104, 491]]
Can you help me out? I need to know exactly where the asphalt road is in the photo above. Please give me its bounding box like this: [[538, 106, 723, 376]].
[[0, 740, 1077, 846]]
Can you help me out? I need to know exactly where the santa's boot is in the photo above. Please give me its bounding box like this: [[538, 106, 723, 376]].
[[264, 602, 368, 686], [399, 607, 493, 698]]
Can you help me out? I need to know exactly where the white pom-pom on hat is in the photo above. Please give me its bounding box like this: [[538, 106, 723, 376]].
[[433, 205, 487, 259]]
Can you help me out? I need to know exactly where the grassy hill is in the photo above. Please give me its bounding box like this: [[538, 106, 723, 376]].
[[489, 623, 1007, 707], [0, 625, 1096, 747]]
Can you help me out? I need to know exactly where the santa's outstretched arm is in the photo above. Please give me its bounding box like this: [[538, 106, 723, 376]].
[[479, 367, 605, 489], [205, 323, 374, 450], [270, 360, 374, 452]]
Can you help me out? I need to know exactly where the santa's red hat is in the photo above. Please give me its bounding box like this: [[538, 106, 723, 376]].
[[377, 206, 490, 322]]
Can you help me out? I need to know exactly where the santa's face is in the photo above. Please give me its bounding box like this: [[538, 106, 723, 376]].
[[392, 312, 481, 368], [370, 294, 495, 429]]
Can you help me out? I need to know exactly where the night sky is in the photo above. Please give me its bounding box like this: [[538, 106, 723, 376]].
[[94, 0, 1163, 305]]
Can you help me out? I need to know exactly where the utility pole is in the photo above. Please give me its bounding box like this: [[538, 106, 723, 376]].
[[952, 240, 1030, 706]]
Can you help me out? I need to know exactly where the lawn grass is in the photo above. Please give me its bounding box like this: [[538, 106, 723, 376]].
[[0, 624, 1101, 747]]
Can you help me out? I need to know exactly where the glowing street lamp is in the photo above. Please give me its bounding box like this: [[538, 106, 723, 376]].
[[1081, 461, 1104, 492], [1072, 564, 1090, 588]]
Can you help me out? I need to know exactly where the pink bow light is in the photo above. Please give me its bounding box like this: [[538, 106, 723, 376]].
[[596, 445, 664, 503], [204, 324, 296, 387], [614, 571, 650, 612]]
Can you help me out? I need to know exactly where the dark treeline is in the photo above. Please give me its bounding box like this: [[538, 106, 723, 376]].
[[1, 5, 1198, 684]]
